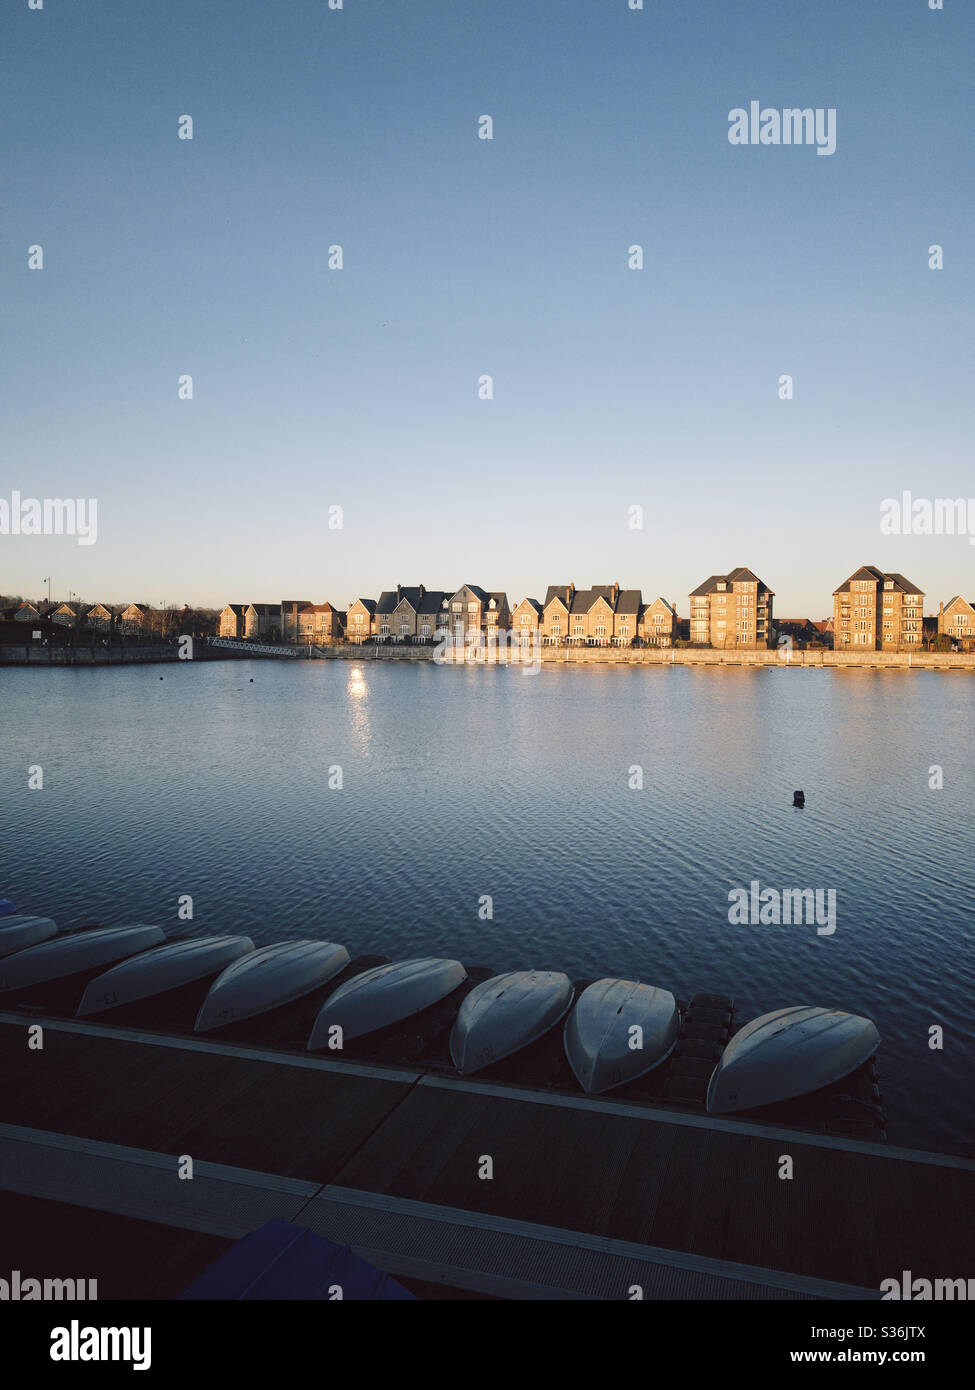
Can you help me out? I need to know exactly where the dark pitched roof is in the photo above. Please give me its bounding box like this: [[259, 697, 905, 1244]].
[[833, 567, 923, 596], [375, 591, 398, 615], [350, 598, 377, 614], [615, 589, 642, 616], [690, 574, 726, 597], [391, 587, 425, 612], [885, 573, 924, 595], [416, 590, 446, 616], [691, 570, 772, 596], [570, 588, 598, 614], [543, 585, 574, 609], [515, 597, 542, 615]]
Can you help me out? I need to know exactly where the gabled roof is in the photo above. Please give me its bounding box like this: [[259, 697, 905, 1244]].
[[392, 587, 426, 613], [942, 595, 975, 612], [221, 604, 247, 615], [543, 585, 574, 609], [301, 603, 337, 614], [514, 597, 542, 615], [642, 597, 675, 616], [375, 591, 399, 615], [349, 598, 377, 613], [447, 584, 489, 604]]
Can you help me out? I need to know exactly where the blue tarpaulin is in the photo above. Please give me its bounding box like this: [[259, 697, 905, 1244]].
[[180, 1220, 415, 1301]]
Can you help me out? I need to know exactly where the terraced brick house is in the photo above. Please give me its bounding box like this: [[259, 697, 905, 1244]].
[[446, 585, 510, 644], [689, 569, 774, 649], [346, 598, 376, 644], [511, 597, 543, 646], [611, 589, 642, 646], [295, 602, 344, 645], [639, 597, 678, 646], [244, 604, 282, 640], [281, 599, 313, 643], [86, 603, 114, 633], [47, 603, 78, 627], [219, 604, 246, 638], [832, 567, 924, 651], [415, 589, 448, 642], [118, 603, 151, 633], [938, 596, 975, 651], [540, 585, 575, 645]]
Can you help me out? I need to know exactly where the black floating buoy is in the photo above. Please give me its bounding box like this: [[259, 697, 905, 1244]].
[[249, 677, 254, 682], [159, 675, 163, 680], [793, 789, 805, 808]]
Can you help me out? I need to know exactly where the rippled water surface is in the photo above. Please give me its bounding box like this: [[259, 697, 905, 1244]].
[[2, 659, 973, 1152]]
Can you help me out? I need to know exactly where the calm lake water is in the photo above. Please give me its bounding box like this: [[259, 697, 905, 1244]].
[[2, 659, 973, 1153]]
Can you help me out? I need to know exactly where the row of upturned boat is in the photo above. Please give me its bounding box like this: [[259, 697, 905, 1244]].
[[0, 915, 882, 1115]]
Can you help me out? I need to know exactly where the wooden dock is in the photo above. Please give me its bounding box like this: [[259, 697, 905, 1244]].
[[1, 1013, 972, 1300]]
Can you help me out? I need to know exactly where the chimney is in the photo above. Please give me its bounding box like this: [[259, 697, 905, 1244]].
[[419, 584, 424, 598], [396, 584, 401, 601], [939, 601, 944, 616]]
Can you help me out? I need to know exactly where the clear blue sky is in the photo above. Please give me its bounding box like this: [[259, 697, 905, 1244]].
[[3, 0, 972, 614]]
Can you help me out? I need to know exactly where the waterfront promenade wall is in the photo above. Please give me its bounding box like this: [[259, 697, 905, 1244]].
[[318, 644, 975, 671], [5, 642, 974, 671], [0, 643, 236, 666]]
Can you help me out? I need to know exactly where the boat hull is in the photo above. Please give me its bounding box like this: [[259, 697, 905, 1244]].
[[0, 926, 166, 993], [0, 917, 58, 960], [308, 957, 467, 1050], [706, 1005, 881, 1115], [195, 941, 350, 1032], [77, 936, 255, 1016], [449, 970, 574, 1075], [564, 978, 680, 1094]]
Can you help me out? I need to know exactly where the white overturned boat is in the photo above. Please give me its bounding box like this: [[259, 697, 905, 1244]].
[[0, 925, 166, 993], [195, 940, 350, 1032], [308, 957, 467, 1051], [77, 935, 255, 1017], [564, 978, 680, 1095], [706, 1005, 881, 1115], [0, 916, 58, 960], [450, 970, 573, 1075]]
